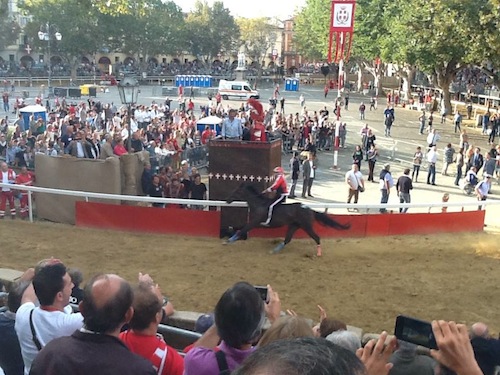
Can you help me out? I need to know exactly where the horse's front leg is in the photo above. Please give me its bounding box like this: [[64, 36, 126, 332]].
[[272, 224, 299, 254], [226, 219, 260, 243]]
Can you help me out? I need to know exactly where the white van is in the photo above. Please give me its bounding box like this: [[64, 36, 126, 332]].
[[218, 80, 259, 100]]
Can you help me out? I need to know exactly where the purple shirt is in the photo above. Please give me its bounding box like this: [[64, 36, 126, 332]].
[[184, 341, 255, 375]]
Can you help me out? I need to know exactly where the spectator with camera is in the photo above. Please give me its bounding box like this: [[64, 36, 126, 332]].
[[184, 283, 281, 375]]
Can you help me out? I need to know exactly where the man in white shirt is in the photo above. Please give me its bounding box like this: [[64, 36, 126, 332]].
[[15, 259, 83, 375], [427, 146, 438, 185], [345, 163, 364, 209], [426, 129, 440, 147], [475, 174, 492, 210], [0, 161, 17, 219]]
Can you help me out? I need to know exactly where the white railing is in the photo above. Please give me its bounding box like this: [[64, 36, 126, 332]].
[[1, 183, 497, 224]]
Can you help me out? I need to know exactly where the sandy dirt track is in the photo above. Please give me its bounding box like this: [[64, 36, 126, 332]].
[[1, 221, 499, 334]]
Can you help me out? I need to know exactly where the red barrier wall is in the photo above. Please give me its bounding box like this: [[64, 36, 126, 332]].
[[250, 210, 485, 238], [76, 202, 221, 237], [76, 202, 485, 238]]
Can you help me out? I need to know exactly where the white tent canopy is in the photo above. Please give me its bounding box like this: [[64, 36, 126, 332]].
[[197, 116, 223, 125], [19, 105, 47, 113]]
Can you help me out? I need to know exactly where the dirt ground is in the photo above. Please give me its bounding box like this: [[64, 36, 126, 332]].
[[1, 220, 500, 334]]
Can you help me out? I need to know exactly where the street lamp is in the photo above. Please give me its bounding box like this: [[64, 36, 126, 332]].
[[38, 23, 62, 97], [117, 76, 139, 153]]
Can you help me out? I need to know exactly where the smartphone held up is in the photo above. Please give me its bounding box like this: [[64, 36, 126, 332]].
[[394, 315, 438, 350], [254, 285, 268, 302]]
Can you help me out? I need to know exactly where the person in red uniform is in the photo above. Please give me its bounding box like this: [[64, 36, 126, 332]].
[[0, 161, 16, 219], [201, 125, 213, 145], [247, 98, 267, 142], [260, 166, 288, 226], [187, 99, 195, 114], [15, 166, 35, 219], [120, 277, 183, 375], [250, 121, 266, 142]]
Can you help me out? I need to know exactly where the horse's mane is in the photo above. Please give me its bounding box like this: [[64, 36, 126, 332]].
[[243, 183, 270, 203]]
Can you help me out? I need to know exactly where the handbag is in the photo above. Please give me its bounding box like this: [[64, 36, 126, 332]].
[[355, 174, 364, 192]]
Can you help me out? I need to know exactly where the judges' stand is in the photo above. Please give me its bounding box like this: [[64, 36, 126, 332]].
[[208, 138, 282, 238]]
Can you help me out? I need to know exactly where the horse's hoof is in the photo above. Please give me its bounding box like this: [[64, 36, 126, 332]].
[[272, 242, 285, 254], [316, 246, 322, 257], [226, 234, 239, 244]]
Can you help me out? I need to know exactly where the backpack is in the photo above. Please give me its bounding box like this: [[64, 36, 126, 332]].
[[379, 169, 389, 180]]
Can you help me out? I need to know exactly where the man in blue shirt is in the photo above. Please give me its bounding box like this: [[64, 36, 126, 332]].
[[222, 109, 242, 140]]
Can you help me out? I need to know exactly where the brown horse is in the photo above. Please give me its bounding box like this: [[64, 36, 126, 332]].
[[225, 183, 350, 256]]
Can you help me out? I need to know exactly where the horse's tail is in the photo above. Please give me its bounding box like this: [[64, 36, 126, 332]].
[[313, 211, 351, 230]]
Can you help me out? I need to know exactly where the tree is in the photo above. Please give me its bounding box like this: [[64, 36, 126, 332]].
[[293, 0, 329, 61], [0, 0, 21, 51], [185, 0, 239, 64], [21, 0, 105, 78], [350, 0, 393, 96], [236, 17, 278, 78], [470, 0, 500, 88], [397, 0, 483, 114], [108, 0, 186, 69], [293, 0, 391, 93], [90, 0, 148, 16]]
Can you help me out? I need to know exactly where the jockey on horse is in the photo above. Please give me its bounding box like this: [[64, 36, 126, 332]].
[[260, 166, 288, 226]]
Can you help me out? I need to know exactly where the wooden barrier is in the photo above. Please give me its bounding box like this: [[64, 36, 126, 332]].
[[76, 202, 485, 238]]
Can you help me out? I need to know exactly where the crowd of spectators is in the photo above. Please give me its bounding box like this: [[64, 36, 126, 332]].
[[0, 91, 226, 207], [0, 86, 352, 214], [0, 259, 498, 375], [0, 59, 280, 80], [453, 67, 499, 95]]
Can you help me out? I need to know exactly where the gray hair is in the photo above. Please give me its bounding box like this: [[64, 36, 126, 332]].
[[233, 337, 366, 375], [326, 330, 361, 353]]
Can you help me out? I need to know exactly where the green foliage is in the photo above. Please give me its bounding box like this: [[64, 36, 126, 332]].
[[90, 0, 148, 16], [294, 0, 330, 61], [236, 18, 278, 64], [185, 0, 239, 61], [108, 0, 186, 60], [351, 0, 390, 63], [0, 0, 21, 50], [21, 0, 104, 62]]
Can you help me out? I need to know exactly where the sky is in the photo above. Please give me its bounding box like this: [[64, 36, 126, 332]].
[[178, 0, 305, 19]]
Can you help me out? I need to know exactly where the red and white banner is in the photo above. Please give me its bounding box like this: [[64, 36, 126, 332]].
[[332, 1, 355, 31], [328, 0, 356, 63]]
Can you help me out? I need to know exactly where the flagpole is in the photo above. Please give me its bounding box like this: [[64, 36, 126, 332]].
[[333, 32, 344, 170]]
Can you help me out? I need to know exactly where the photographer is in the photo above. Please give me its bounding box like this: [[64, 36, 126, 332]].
[[184, 283, 281, 375]]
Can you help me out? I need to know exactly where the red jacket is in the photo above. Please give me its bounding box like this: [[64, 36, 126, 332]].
[[250, 123, 266, 142], [269, 174, 288, 194], [15, 172, 35, 194]]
